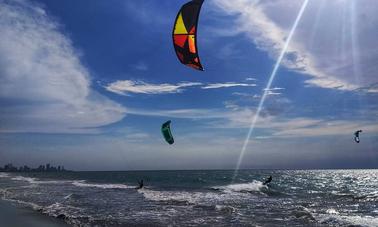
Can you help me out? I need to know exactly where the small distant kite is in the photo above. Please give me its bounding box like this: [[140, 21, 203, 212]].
[[172, 0, 204, 71], [354, 130, 362, 143], [162, 120, 174, 145]]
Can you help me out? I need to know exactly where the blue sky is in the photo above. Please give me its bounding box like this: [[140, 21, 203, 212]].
[[0, 0, 377, 170]]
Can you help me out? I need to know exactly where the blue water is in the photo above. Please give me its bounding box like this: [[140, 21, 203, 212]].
[[0, 169, 377, 226]]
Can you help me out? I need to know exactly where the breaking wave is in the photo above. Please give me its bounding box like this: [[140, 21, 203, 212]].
[[139, 188, 225, 205], [318, 213, 378, 227], [211, 180, 267, 194], [0, 173, 10, 178], [71, 180, 134, 189], [10, 176, 72, 184]]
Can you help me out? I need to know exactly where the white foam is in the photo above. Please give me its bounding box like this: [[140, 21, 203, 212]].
[[212, 180, 267, 193], [72, 180, 133, 189], [11, 176, 72, 184], [2, 197, 42, 211], [41, 202, 90, 226], [63, 193, 73, 200], [139, 188, 224, 205], [326, 209, 339, 215], [11, 176, 38, 184], [319, 214, 378, 227], [42, 202, 83, 216], [0, 173, 10, 178], [215, 205, 236, 213]]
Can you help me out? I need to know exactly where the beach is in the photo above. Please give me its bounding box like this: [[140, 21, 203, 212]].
[[0, 199, 68, 227]]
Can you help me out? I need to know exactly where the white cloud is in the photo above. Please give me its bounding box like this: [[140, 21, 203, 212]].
[[263, 87, 285, 91], [272, 120, 378, 138], [355, 82, 378, 93], [211, 0, 378, 92], [0, 0, 126, 133], [125, 103, 378, 139], [217, 108, 378, 138], [105, 80, 202, 95], [201, 82, 256, 89], [266, 91, 282, 96], [105, 80, 257, 95], [126, 108, 227, 119], [263, 87, 284, 95]]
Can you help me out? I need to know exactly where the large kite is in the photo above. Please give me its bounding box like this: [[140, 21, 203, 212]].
[[162, 120, 174, 145], [172, 0, 204, 71]]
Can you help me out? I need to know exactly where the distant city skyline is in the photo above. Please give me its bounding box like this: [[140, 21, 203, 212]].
[[0, 0, 377, 170], [0, 163, 67, 172]]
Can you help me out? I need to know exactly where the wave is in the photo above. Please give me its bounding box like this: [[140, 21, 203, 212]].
[[9, 175, 134, 190], [291, 206, 315, 222], [215, 205, 237, 214], [3, 197, 92, 227], [0, 173, 10, 178], [71, 180, 134, 189], [211, 180, 267, 194], [139, 188, 223, 205], [10, 176, 72, 185], [41, 202, 86, 225], [139, 181, 270, 206], [1, 197, 43, 211], [318, 213, 378, 227], [330, 190, 378, 201], [11, 176, 39, 184]]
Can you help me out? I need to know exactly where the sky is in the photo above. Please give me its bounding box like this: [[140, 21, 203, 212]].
[[0, 0, 377, 170]]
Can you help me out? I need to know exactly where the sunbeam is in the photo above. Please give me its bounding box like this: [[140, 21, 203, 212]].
[[232, 0, 310, 180]]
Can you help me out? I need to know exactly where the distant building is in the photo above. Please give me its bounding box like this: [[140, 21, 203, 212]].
[[0, 163, 70, 172]]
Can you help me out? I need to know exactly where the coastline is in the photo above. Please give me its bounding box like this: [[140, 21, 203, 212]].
[[0, 199, 69, 227]]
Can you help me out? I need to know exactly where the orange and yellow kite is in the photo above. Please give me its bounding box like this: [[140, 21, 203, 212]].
[[172, 0, 204, 71]]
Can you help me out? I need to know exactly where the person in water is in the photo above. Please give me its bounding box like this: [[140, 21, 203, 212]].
[[136, 179, 144, 189], [263, 176, 272, 185]]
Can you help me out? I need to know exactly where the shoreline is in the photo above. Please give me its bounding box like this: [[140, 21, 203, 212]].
[[0, 199, 69, 227]]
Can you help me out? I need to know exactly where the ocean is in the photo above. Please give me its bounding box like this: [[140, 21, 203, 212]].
[[0, 170, 377, 226]]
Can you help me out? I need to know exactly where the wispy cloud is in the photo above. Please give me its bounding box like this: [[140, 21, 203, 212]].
[[105, 80, 257, 95], [0, 0, 126, 133], [211, 0, 378, 92], [134, 62, 148, 71], [266, 91, 282, 96], [201, 82, 256, 89], [126, 108, 228, 119], [355, 82, 378, 93], [263, 87, 285, 91], [125, 103, 378, 139], [232, 92, 261, 99], [263, 87, 285, 95], [105, 80, 202, 95], [272, 119, 378, 138]]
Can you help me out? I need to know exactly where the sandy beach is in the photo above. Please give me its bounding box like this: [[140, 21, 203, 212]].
[[0, 199, 69, 227]]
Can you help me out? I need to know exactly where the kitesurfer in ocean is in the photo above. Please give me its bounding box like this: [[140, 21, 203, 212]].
[[136, 179, 144, 189], [354, 130, 362, 143], [263, 176, 272, 185]]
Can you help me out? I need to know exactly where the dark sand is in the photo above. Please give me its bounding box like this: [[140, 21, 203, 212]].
[[0, 199, 69, 227]]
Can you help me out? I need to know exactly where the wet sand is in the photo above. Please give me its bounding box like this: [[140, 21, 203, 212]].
[[0, 199, 69, 227]]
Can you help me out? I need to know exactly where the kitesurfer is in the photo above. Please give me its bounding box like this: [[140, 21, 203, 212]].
[[136, 179, 144, 189], [263, 176, 272, 185], [354, 130, 362, 143]]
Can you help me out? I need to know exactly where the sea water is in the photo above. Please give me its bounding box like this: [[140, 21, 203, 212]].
[[0, 170, 377, 226]]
